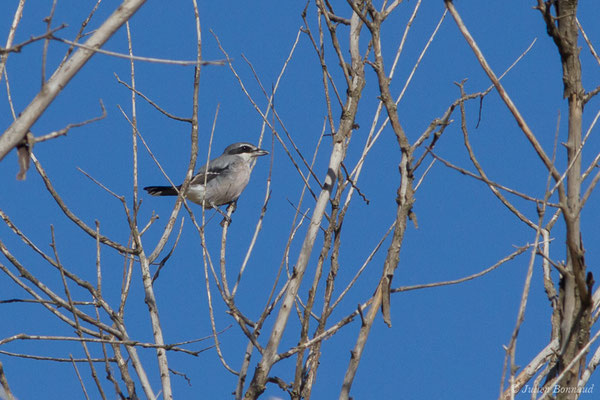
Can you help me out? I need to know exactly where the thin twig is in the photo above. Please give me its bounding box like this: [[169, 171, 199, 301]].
[[115, 74, 192, 122], [444, 0, 565, 206], [35, 100, 106, 143], [393, 245, 530, 293], [0, 24, 66, 54], [52, 36, 225, 66], [0, 0, 26, 87], [70, 354, 91, 400], [428, 151, 561, 208], [32, 154, 137, 255], [0, 0, 149, 162], [0, 361, 16, 400], [151, 217, 185, 283]]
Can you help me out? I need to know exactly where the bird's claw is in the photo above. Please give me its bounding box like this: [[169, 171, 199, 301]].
[[220, 215, 232, 227]]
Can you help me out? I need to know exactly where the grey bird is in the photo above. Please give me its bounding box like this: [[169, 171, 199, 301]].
[[144, 142, 268, 209]]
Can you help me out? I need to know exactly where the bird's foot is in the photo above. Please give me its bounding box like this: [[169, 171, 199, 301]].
[[219, 215, 232, 227], [228, 201, 237, 214]]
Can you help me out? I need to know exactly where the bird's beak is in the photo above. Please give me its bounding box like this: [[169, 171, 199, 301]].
[[253, 148, 269, 157]]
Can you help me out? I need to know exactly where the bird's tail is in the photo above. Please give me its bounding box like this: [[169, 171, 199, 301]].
[[144, 185, 181, 196]]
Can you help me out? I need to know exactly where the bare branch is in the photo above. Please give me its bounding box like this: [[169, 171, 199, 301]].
[[0, 361, 16, 400], [392, 245, 530, 293], [32, 154, 137, 255], [0, 0, 26, 87], [244, 7, 367, 399], [34, 99, 107, 144], [115, 74, 192, 122], [0, 24, 67, 55], [52, 35, 225, 66], [445, 0, 566, 204], [0, 0, 149, 162]]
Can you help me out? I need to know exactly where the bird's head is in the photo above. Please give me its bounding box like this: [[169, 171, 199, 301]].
[[223, 142, 269, 162]]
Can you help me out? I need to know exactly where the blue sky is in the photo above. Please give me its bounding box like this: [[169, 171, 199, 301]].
[[1, 1, 600, 399]]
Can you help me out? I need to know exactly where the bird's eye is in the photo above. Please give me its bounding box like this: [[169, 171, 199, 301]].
[[241, 146, 251, 152]]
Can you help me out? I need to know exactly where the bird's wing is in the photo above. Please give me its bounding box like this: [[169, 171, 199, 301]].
[[190, 156, 231, 186]]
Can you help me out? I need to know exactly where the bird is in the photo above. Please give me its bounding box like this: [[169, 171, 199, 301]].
[[144, 142, 268, 210]]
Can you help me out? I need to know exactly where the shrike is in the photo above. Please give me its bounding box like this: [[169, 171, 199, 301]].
[[144, 142, 268, 209]]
